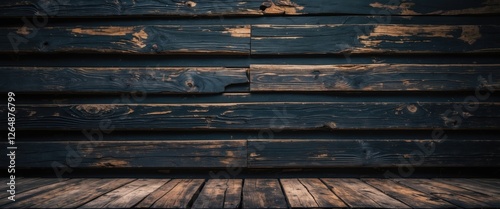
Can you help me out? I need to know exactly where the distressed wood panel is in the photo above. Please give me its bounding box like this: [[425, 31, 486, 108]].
[[252, 24, 500, 54], [250, 64, 500, 91], [150, 179, 205, 209], [192, 179, 242, 209], [322, 178, 409, 208], [0, 67, 248, 93], [0, 0, 498, 17], [0, 25, 250, 54], [242, 179, 288, 209], [395, 178, 500, 208], [11, 102, 500, 130], [248, 140, 500, 168], [4, 141, 246, 168], [362, 178, 456, 209]]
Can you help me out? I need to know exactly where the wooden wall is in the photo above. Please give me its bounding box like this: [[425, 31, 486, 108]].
[[1, 0, 499, 170]]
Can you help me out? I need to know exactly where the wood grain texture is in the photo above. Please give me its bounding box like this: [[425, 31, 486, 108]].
[[248, 139, 500, 168], [363, 178, 455, 209], [31, 178, 135, 208], [252, 24, 500, 54], [192, 179, 242, 209], [0, 0, 498, 17], [322, 178, 409, 208], [150, 179, 205, 209], [280, 179, 318, 208], [0, 25, 250, 54], [80, 179, 168, 209], [11, 102, 500, 130], [0, 67, 248, 93], [250, 64, 500, 91], [295, 178, 347, 208], [242, 179, 288, 209], [8, 141, 246, 169], [2, 179, 98, 208], [395, 178, 499, 208]]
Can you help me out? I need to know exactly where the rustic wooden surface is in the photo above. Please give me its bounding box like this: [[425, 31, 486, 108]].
[[4, 178, 499, 208], [1, 0, 499, 17], [0, 67, 248, 93], [250, 64, 500, 91], [11, 102, 500, 130], [10, 140, 246, 168]]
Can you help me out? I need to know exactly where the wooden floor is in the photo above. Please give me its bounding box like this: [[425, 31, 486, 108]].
[[2, 178, 499, 208]]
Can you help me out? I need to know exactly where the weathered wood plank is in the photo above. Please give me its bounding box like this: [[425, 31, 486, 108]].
[[0, 0, 498, 17], [0, 25, 250, 54], [323, 178, 409, 208], [31, 178, 135, 208], [9, 141, 246, 169], [250, 64, 500, 91], [252, 24, 500, 54], [135, 179, 179, 208], [363, 178, 456, 209], [0, 179, 78, 207], [192, 179, 242, 209], [280, 179, 318, 208], [0, 178, 64, 200], [150, 179, 205, 208], [79, 179, 168, 208], [0, 67, 248, 93], [11, 102, 500, 130], [2, 179, 99, 208], [243, 179, 288, 209], [434, 178, 500, 197], [296, 178, 347, 208], [248, 139, 500, 168], [395, 178, 498, 208]]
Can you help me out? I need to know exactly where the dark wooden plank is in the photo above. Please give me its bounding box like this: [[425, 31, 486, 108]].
[[1, 0, 498, 17], [0, 25, 250, 55], [0, 179, 79, 207], [0, 67, 248, 93], [280, 179, 318, 208], [80, 179, 168, 208], [248, 139, 500, 168], [11, 102, 500, 130], [3, 178, 100, 208], [135, 179, 179, 208], [150, 179, 205, 208], [322, 178, 409, 208], [252, 24, 500, 55], [434, 178, 500, 197], [11, 140, 246, 169], [250, 64, 500, 91], [192, 179, 242, 209], [30, 178, 135, 208], [296, 178, 346, 208], [395, 178, 497, 208], [0, 178, 63, 200], [363, 178, 456, 209], [243, 179, 288, 209], [473, 179, 500, 187]]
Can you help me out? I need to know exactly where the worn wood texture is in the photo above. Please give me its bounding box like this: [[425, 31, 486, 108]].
[[7, 141, 246, 168], [0, 0, 498, 17], [322, 178, 409, 208], [80, 179, 168, 208], [363, 178, 456, 209], [280, 178, 347, 208], [0, 25, 250, 54], [2, 179, 98, 208], [243, 179, 288, 209], [395, 178, 500, 208], [248, 139, 500, 168], [252, 24, 500, 54], [149, 179, 205, 209], [0, 67, 248, 93], [192, 179, 242, 209], [250, 64, 500, 91], [31, 178, 135, 208], [11, 102, 500, 130]]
